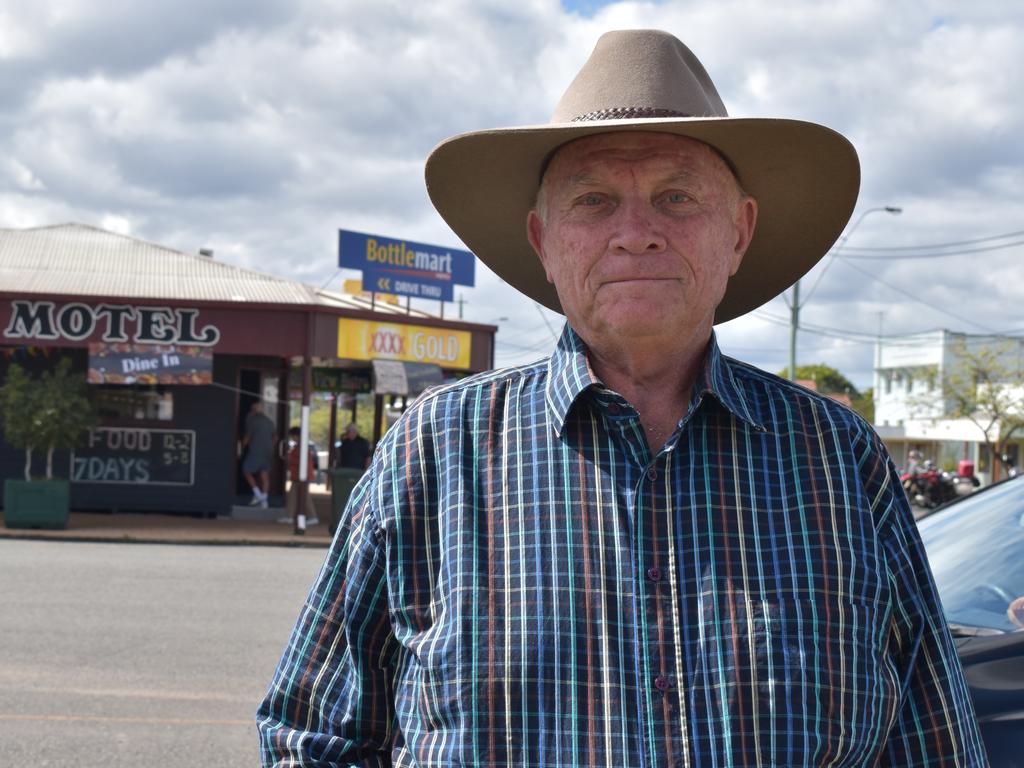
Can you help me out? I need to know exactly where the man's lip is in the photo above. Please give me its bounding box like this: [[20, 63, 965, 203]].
[[600, 277, 677, 285]]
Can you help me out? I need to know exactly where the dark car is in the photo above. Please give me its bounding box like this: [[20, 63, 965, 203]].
[[918, 475, 1024, 765]]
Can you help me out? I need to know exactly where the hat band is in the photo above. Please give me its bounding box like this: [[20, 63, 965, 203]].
[[570, 107, 691, 122]]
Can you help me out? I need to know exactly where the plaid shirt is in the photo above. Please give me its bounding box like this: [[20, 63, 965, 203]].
[[258, 327, 987, 767]]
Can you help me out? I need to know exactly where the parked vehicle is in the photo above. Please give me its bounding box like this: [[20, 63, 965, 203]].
[[902, 461, 958, 509], [902, 459, 980, 511], [918, 475, 1024, 764]]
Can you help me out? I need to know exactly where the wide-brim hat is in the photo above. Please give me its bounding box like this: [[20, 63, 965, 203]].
[[425, 29, 860, 324]]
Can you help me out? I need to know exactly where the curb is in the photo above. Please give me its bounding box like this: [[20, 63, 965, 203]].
[[0, 530, 332, 548]]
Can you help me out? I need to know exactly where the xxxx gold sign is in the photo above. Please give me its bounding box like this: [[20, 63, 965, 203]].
[[337, 319, 471, 369]]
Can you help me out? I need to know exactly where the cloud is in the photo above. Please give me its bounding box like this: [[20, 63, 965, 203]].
[[0, 0, 1020, 390]]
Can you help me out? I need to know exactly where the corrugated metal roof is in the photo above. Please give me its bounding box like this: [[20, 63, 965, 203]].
[[313, 287, 432, 317], [0, 223, 431, 314]]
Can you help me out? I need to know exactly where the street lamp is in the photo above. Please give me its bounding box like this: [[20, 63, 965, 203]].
[[787, 205, 902, 381]]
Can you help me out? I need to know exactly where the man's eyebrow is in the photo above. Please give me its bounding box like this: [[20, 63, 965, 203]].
[[566, 172, 601, 187], [659, 169, 702, 185], [565, 169, 704, 187]]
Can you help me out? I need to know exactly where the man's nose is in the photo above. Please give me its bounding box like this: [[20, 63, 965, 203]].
[[609, 199, 666, 254]]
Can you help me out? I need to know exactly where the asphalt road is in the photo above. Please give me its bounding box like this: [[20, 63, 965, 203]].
[[0, 539, 328, 767]]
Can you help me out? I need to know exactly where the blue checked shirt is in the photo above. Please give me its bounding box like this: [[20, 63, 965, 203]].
[[258, 326, 987, 767]]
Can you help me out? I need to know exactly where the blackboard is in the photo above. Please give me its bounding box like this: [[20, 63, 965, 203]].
[[71, 428, 195, 485]]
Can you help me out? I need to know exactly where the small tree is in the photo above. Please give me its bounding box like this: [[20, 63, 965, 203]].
[[923, 339, 1024, 477], [0, 363, 38, 480], [777, 363, 861, 398], [0, 358, 96, 481], [851, 387, 874, 423]]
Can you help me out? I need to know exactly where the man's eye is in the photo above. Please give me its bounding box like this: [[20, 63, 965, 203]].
[[663, 192, 690, 204], [576, 193, 606, 207]]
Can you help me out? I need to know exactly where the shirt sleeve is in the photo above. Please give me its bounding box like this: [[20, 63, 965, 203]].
[[257, 463, 397, 767], [858, 428, 990, 767]]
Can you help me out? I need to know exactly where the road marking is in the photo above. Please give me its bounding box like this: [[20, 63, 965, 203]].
[[0, 714, 251, 726]]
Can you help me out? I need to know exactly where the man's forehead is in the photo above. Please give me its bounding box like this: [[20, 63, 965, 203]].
[[545, 131, 733, 185]]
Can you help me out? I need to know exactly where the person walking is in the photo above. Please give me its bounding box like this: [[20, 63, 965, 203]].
[[241, 401, 274, 508]]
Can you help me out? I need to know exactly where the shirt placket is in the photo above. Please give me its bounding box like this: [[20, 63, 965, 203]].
[[599, 391, 690, 768], [638, 446, 692, 768]]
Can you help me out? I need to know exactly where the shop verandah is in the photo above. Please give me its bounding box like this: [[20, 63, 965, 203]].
[[0, 224, 496, 529]]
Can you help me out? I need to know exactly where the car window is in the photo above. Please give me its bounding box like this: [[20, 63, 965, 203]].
[[918, 478, 1024, 633]]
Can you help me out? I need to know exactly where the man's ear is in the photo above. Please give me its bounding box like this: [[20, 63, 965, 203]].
[[730, 195, 758, 275], [526, 210, 554, 283]]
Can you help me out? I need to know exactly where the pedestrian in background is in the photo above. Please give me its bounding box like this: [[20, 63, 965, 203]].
[[334, 421, 371, 471], [281, 426, 318, 526], [240, 401, 274, 508]]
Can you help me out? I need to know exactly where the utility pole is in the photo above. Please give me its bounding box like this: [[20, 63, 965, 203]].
[[788, 206, 901, 382], [875, 311, 885, 395], [789, 280, 799, 381]]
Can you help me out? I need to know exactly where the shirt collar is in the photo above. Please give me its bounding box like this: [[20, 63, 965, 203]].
[[545, 324, 764, 435], [697, 334, 765, 432], [545, 325, 600, 434]]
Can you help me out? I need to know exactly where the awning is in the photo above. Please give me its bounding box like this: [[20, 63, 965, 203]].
[[371, 360, 444, 396]]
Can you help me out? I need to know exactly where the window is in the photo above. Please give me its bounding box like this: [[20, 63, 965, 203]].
[[93, 388, 173, 423]]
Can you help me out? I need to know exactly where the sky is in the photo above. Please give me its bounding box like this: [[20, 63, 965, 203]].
[[1, 0, 1021, 389]]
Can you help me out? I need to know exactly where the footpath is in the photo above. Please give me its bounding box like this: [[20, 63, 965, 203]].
[[0, 487, 335, 548]]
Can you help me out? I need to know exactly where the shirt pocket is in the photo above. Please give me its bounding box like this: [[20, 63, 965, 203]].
[[689, 590, 897, 766]]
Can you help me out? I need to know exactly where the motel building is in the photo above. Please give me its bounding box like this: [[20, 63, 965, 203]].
[[0, 223, 496, 518]]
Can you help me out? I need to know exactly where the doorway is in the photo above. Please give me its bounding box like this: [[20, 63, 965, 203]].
[[236, 369, 285, 498]]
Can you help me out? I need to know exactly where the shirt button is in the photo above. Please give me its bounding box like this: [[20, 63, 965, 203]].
[[646, 566, 662, 582], [647, 468, 658, 482], [654, 675, 670, 692]]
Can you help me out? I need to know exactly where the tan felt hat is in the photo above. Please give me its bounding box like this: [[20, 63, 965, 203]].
[[425, 29, 860, 324]]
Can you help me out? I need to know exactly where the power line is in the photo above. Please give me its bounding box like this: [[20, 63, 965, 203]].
[[837, 259, 998, 332], [840, 228, 1024, 252], [753, 312, 879, 345], [496, 338, 554, 354], [753, 310, 1024, 348], [840, 238, 1024, 260]]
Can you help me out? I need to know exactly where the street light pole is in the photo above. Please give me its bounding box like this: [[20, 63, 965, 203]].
[[789, 279, 799, 383], [787, 205, 902, 381]]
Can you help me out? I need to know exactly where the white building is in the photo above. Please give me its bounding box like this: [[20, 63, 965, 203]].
[[874, 330, 1024, 483]]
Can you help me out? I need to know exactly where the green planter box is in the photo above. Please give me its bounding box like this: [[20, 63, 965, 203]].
[[3, 479, 70, 530]]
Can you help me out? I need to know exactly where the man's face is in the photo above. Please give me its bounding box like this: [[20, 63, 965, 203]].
[[527, 132, 757, 347]]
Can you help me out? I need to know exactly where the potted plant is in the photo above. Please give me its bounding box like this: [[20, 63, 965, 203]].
[[1, 358, 96, 529]]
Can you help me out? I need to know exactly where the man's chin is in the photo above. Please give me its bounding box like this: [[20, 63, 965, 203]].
[[591, 314, 685, 344], [574, 302, 716, 346]]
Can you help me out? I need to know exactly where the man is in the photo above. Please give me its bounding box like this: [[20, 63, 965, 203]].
[[335, 421, 371, 471], [906, 448, 923, 475], [241, 400, 275, 508], [258, 30, 987, 766]]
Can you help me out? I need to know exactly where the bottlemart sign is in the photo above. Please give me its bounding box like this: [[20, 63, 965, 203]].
[[338, 229, 476, 301]]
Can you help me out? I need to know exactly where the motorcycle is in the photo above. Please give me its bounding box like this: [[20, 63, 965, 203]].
[[901, 461, 963, 509]]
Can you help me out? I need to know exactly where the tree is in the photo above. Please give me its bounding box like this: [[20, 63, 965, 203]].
[[0, 363, 37, 480], [777, 364, 872, 420], [0, 358, 96, 480], [776, 364, 861, 398], [925, 339, 1024, 477], [290, 393, 377, 454], [851, 387, 874, 423]]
